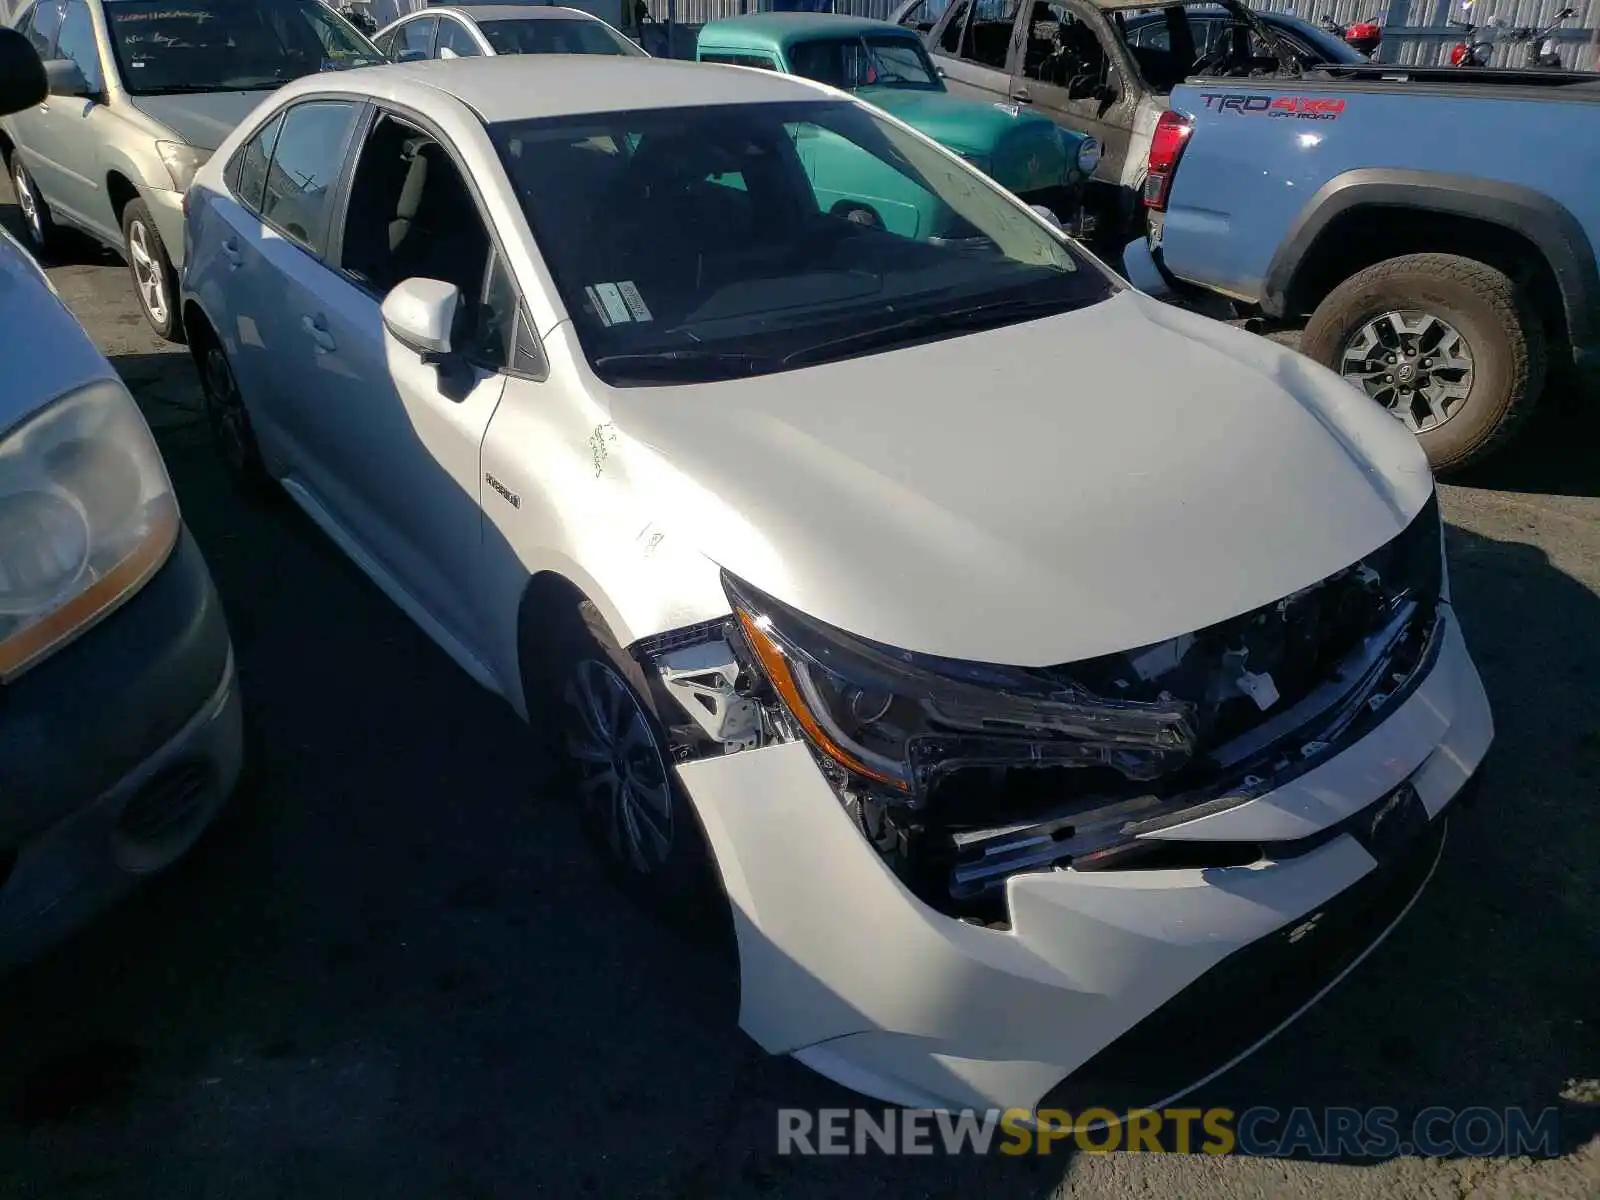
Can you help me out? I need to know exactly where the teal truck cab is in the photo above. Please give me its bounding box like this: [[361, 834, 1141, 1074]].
[[696, 13, 1100, 233]]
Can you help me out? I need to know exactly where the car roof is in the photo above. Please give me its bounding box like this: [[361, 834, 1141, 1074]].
[[274, 54, 831, 122], [415, 4, 606, 21], [700, 12, 912, 47]]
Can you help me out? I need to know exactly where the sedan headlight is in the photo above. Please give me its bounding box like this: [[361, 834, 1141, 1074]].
[[0, 380, 181, 681], [155, 140, 211, 192], [723, 572, 1196, 797]]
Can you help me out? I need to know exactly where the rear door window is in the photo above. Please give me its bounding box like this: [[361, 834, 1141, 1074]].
[[258, 100, 362, 256]]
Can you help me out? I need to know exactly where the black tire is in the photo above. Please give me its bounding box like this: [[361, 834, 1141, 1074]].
[[831, 200, 883, 229], [195, 330, 272, 494], [1301, 252, 1547, 473], [9, 155, 57, 257], [539, 600, 722, 919], [121, 198, 185, 343]]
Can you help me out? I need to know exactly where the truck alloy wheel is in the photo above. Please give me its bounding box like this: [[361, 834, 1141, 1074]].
[[1301, 253, 1546, 473]]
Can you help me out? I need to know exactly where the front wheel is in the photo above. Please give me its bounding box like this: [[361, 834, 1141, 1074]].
[[10, 156, 57, 256], [122, 198, 185, 343], [1301, 252, 1547, 472], [549, 601, 721, 919]]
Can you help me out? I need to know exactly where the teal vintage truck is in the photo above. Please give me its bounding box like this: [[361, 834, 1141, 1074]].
[[696, 13, 1100, 236]]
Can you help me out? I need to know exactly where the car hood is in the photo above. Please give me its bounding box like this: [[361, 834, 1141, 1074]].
[[606, 289, 1435, 667], [0, 232, 115, 432], [127, 91, 279, 152], [856, 85, 1047, 155]]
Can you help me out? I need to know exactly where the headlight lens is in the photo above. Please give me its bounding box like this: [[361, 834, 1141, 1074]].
[[156, 140, 211, 192], [0, 380, 180, 681], [1075, 135, 1101, 175], [723, 573, 1196, 797]]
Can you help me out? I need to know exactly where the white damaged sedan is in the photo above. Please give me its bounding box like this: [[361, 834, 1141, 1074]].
[[179, 56, 1492, 1115]]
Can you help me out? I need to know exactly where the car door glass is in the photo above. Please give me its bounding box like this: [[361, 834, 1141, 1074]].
[[937, 0, 969, 54], [337, 113, 492, 308], [398, 15, 438, 57], [959, 0, 1020, 69], [476, 250, 544, 374], [230, 111, 285, 213], [1022, 2, 1110, 94], [898, 0, 949, 33], [53, 1, 102, 92], [26, 0, 63, 57], [373, 28, 397, 56], [260, 101, 359, 256], [435, 18, 479, 58]]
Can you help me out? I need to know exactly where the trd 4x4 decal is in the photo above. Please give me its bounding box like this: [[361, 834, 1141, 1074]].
[[1199, 94, 1347, 120]]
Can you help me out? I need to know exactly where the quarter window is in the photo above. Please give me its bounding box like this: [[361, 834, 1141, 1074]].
[[259, 101, 360, 255], [230, 111, 286, 213]]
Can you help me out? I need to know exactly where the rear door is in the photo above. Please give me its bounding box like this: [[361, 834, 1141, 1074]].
[[926, 0, 1019, 106]]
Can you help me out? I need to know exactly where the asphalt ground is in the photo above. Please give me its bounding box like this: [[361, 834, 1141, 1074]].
[[1, 180, 1597, 1198]]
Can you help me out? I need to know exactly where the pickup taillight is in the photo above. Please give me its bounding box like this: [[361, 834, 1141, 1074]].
[[1143, 110, 1195, 212]]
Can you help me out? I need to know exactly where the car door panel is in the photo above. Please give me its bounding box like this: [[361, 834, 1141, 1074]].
[[31, 0, 107, 226], [1010, 0, 1136, 193], [936, 0, 1019, 107], [306, 268, 505, 655]]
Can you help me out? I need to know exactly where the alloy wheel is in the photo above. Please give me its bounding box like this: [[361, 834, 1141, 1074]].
[[127, 218, 168, 327], [202, 346, 251, 473], [1338, 309, 1475, 434], [12, 161, 43, 248], [562, 658, 675, 873]]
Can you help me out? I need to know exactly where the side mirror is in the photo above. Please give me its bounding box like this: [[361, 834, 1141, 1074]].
[[1029, 203, 1064, 231], [382, 278, 460, 359], [0, 29, 47, 116], [44, 59, 93, 98], [396, 48, 427, 63]]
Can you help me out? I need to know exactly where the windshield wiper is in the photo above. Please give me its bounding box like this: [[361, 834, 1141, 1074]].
[[592, 349, 780, 382], [138, 84, 242, 94], [782, 297, 1080, 367]]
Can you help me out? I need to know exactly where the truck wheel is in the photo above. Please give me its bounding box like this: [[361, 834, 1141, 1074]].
[[1302, 253, 1546, 472]]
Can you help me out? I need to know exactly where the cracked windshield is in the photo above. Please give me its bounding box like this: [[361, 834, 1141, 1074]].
[[105, 0, 383, 95]]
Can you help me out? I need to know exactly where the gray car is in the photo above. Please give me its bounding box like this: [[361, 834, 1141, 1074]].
[[0, 0, 382, 339]]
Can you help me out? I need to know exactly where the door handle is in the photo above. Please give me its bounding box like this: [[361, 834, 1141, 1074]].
[[301, 314, 336, 352], [221, 238, 243, 267]]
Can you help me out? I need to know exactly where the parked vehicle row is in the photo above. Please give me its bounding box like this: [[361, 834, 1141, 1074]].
[[158, 45, 1494, 1117], [0, 30, 242, 970]]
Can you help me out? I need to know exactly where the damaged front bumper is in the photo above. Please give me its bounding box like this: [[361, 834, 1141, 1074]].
[[673, 605, 1492, 1114]]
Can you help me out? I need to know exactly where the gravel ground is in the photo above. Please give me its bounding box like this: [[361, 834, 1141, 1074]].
[[1, 183, 1596, 1199]]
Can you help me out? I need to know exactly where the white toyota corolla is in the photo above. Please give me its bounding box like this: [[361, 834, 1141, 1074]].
[[179, 55, 1493, 1115]]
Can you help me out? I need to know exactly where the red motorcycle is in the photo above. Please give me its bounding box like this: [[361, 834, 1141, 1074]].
[[1319, 12, 1384, 57]]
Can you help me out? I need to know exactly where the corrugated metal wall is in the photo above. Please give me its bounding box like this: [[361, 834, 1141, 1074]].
[[654, 0, 1600, 70]]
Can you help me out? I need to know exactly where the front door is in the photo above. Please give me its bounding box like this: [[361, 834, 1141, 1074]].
[[26, 0, 111, 231], [307, 110, 513, 656]]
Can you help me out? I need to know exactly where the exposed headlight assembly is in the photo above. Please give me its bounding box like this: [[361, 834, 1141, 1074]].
[[723, 572, 1197, 799], [0, 380, 180, 682]]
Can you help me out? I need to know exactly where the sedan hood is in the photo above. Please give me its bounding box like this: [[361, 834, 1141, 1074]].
[[608, 289, 1434, 668], [128, 91, 279, 152]]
